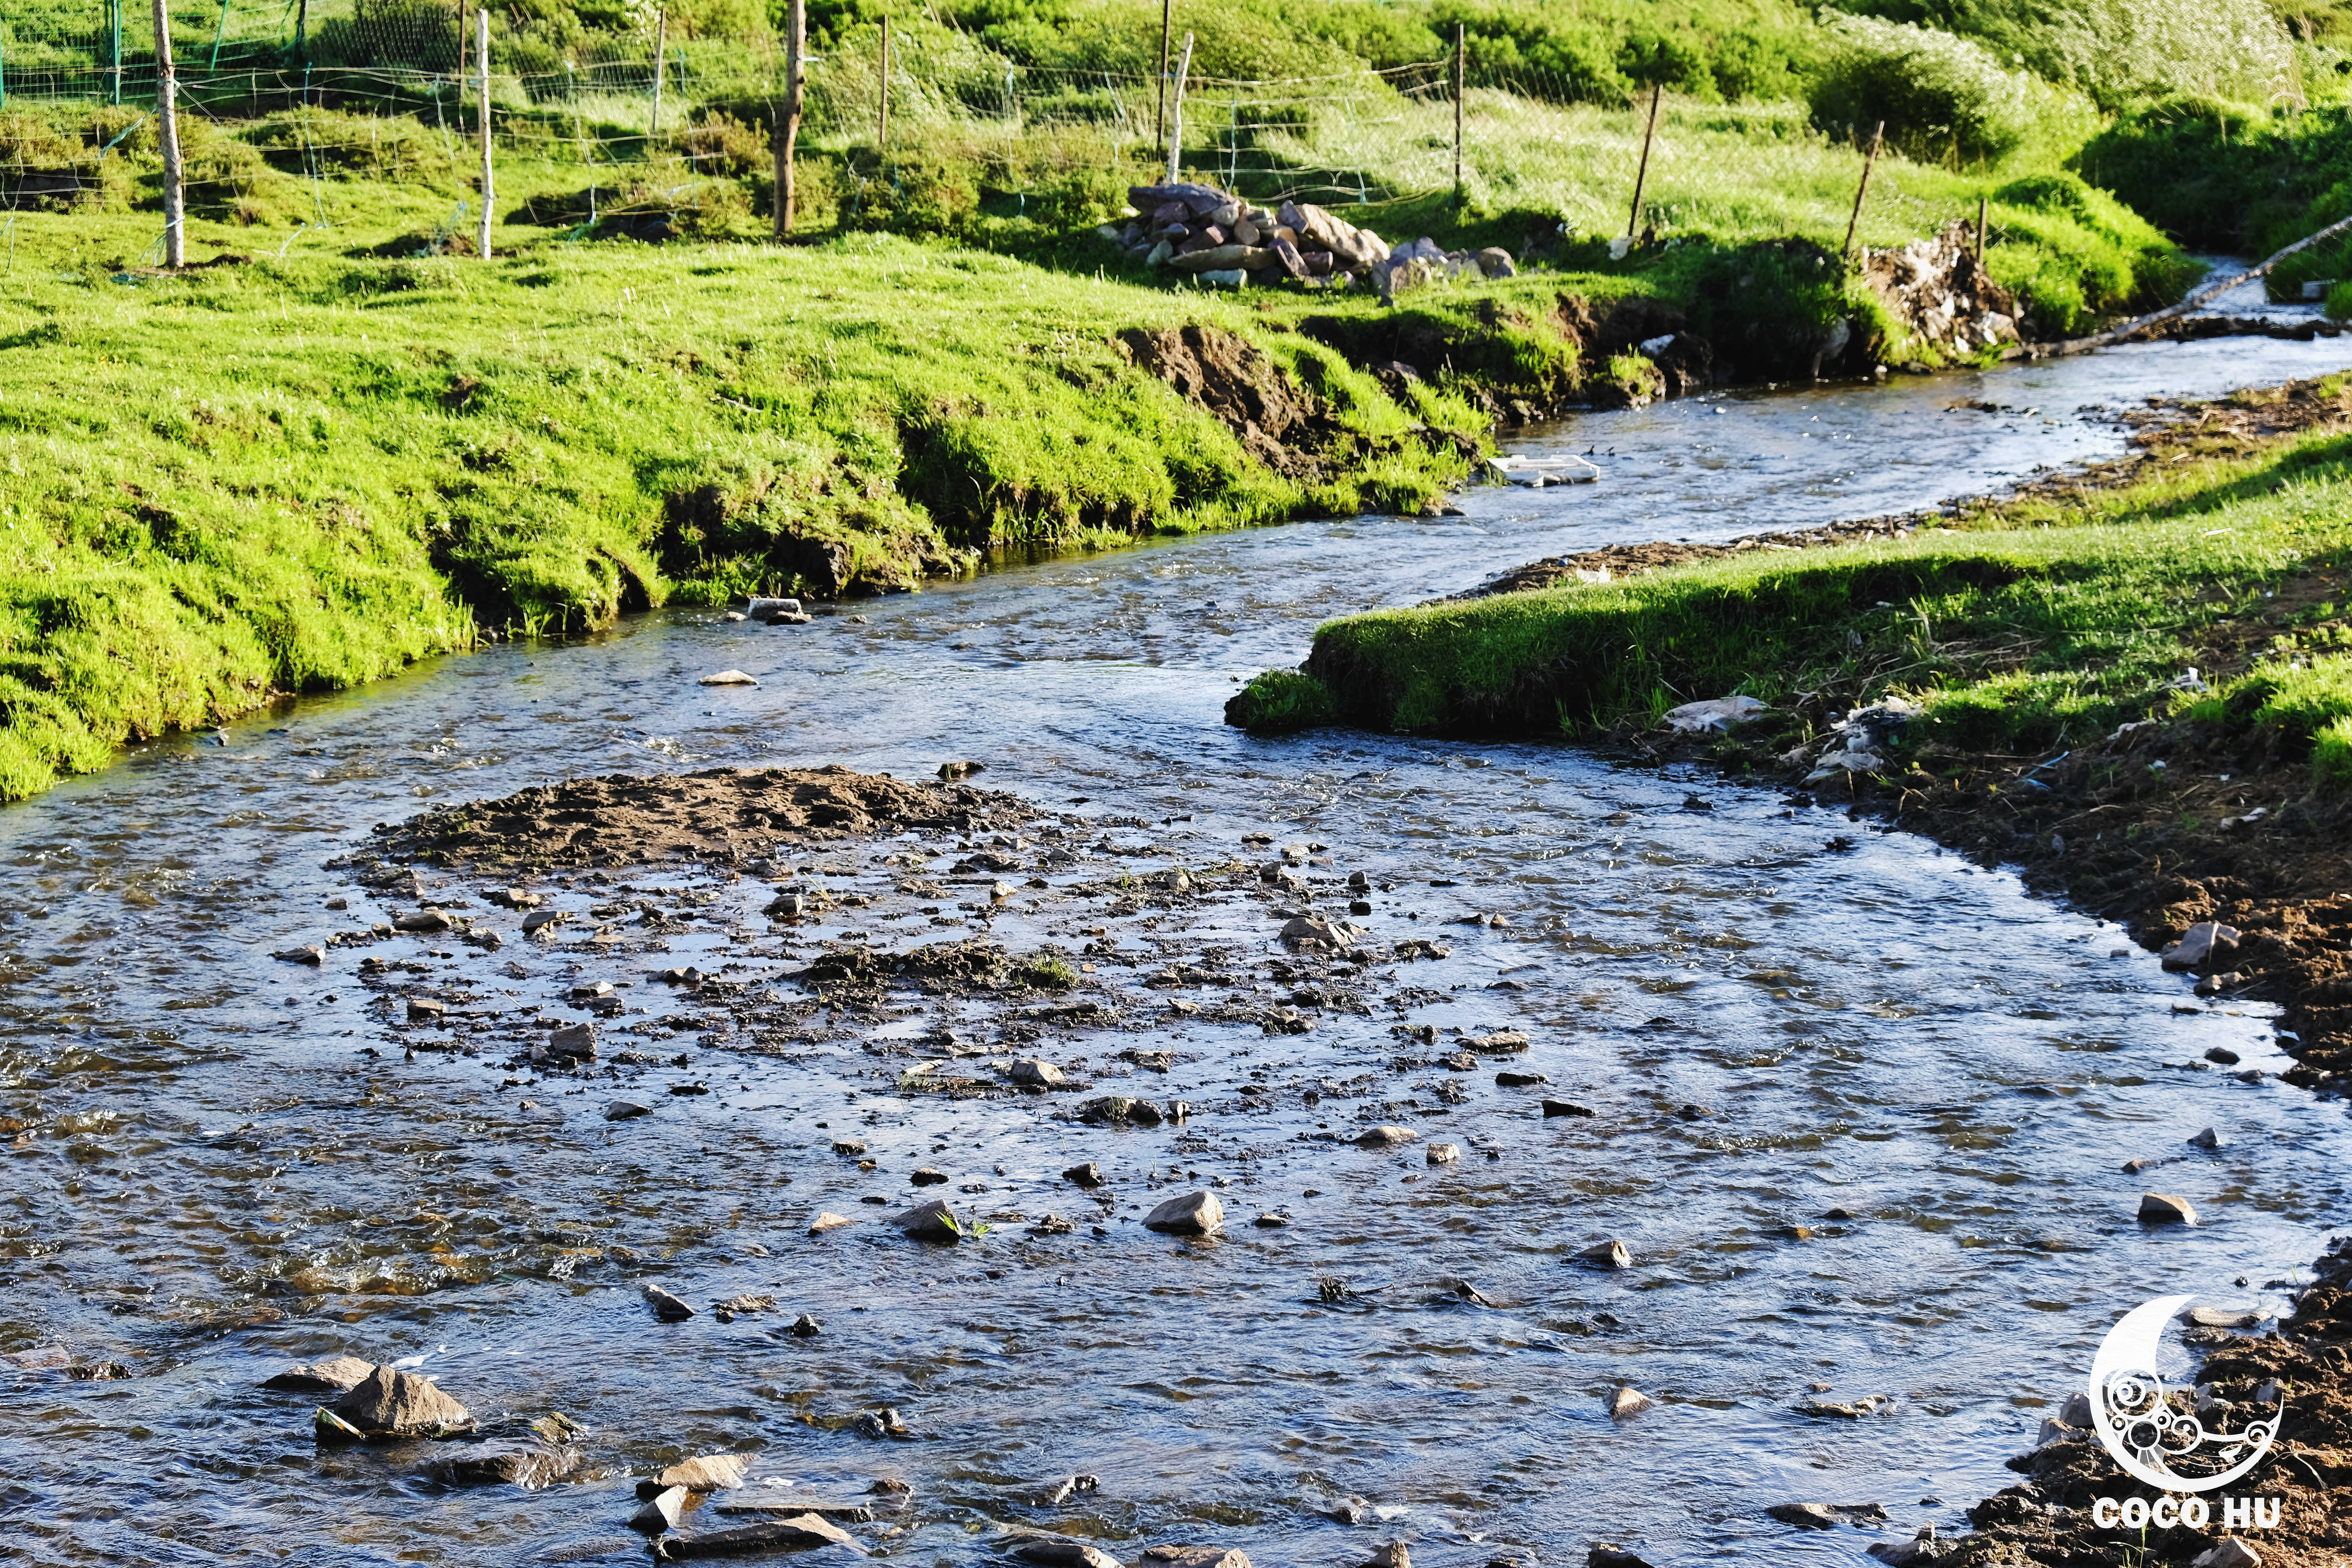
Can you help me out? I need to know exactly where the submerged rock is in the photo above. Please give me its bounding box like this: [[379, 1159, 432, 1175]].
[[1575, 1239, 1633, 1271], [1354, 1125, 1417, 1148], [659, 1513, 865, 1558], [1012, 1541, 1121, 1568], [1138, 1548, 1251, 1568], [1608, 1385, 1656, 1420], [2139, 1192, 2198, 1225], [426, 1443, 582, 1489]]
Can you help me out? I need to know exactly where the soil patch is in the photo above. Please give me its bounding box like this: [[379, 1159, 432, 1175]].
[[369, 765, 1033, 870], [1117, 324, 1350, 479]]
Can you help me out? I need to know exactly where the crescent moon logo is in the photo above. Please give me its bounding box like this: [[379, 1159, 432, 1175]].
[[2088, 1294, 2280, 1493]]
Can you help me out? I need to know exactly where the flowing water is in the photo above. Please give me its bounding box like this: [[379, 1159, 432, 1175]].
[[6, 321, 2352, 1568]]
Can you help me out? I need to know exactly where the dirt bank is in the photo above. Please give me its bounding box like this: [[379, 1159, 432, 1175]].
[[1944, 1236, 2352, 1565], [364, 765, 1034, 872]]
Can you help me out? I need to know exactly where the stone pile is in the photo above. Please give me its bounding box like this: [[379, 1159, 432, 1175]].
[[1099, 181, 1515, 296]]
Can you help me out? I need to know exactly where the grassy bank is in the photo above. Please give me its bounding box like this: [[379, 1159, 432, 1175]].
[[1233, 394, 2352, 757]]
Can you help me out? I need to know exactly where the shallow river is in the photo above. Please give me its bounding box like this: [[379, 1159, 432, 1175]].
[[6, 319, 2352, 1568]]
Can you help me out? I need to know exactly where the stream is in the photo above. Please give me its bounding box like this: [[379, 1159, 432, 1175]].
[[5, 310, 2352, 1568]]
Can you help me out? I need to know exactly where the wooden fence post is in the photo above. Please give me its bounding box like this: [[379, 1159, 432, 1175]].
[[1163, 31, 1191, 183], [648, 8, 664, 140], [477, 6, 492, 258], [1841, 120, 1883, 259], [154, 0, 183, 266], [1155, 0, 1171, 149], [1452, 22, 1464, 199], [776, 0, 804, 236], [1976, 193, 1987, 262], [1626, 83, 1659, 238], [877, 14, 889, 152]]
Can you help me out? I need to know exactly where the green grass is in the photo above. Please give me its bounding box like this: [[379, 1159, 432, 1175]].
[[1236, 426, 2352, 765]]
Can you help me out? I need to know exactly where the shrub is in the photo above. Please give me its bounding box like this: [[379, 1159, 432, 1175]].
[[1807, 12, 2033, 163], [837, 152, 978, 235], [675, 112, 769, 178]]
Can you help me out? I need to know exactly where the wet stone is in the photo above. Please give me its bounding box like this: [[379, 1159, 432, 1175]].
[[2139, 1192, 2198, 1225], [893, 1198, 965, 1244], [1143, 1190, 1224, 1236], [1426, 1143, 1460, 1165], [1496, 1070, 1549, 1087], [1542, 1099, 1596, 1118], [636, 1452, 755, 1498], [632, 1484, 690, 1533], [262, 1354, 376, 1393], [1608, 1385, 1655, 1420], [1576, 1239, 1633, 1270], [606, 1100, 654, 1121], [426, 1443, 582, 1490], [1355, 1125, 1417, 1148], [808, 1211, 854, 1234], [1011, 1540, 1120, 1568], [1063, 1162, 1105, 1189], [643, 1284, 697, 1321], [659, 1513, 865, 1559], [330, 1365, 474, 1438]]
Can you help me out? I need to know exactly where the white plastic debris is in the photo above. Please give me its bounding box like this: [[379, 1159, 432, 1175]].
[[1664, 696, 1767, 733]]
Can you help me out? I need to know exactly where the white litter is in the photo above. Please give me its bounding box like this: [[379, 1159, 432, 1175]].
[[1664, 696, 1767, 733]]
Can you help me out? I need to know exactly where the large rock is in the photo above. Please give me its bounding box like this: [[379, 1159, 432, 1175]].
[[262, 1354, 376, 1393], [1008, 1058, 1067, 1087], [1355, 1125, 1417, 1148], [1766, 1502, 1889, 1529], [1576, 1239, 1633, 1270], [1169, 244, 1275, 275], [633, 1484, 690, 1533], [2190, 1539, 2263, 1568], [330, 1365, 475, 1437], [2161, 921, 2241, 971], [892, 1197, 965, 1244], [635, 1451, 755, 1499], [1143, 1191, 1224, 1237], [2139, 1192, 2198, 1225]]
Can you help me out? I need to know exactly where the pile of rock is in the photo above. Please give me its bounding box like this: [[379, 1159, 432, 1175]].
[[1099, 181, 1515, 298], [1858, 223, 2020, 359]]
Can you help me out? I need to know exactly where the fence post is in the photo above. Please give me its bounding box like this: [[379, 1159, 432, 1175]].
[[1155, 0, 1170, 148], [155, 0, 183, 265], [477, 6, 492, 258], [1976, 193, 1987, 262], [1163, 30, 1190, 182], [1841, 120, 1883, 259], [456, 2, 467, 104], [293, 0, 306, 97], [877, 13, 888, 152], [208, 0, 228, 71], [777, 0, 804, 236], [1625, 83, 1659, 238], [1452, 22, 1464, 199], [110, 0, 123, 106], [648, 8, 664, 140]]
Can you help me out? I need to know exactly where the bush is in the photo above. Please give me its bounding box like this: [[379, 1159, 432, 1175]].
[[1807, 12, 2033, 163], [837, 153, 979, 235], [675, 112, 769, 178], [247, 108, 445, 183]]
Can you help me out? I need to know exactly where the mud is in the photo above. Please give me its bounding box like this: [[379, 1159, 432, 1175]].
[[1949, 1236, 2352, 1565], [1117, 324, 1354, 479], [368, 765, 1032, 870]]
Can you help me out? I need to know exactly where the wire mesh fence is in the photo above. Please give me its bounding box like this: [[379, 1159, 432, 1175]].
[[0, 1, 1507, 216]]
